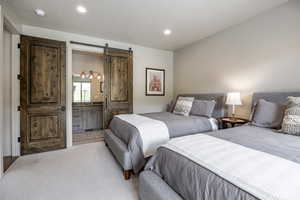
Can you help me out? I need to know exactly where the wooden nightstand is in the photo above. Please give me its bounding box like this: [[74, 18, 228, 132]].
[[220, 117, 249, 129]]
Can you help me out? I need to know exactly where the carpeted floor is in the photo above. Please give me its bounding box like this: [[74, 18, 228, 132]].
[[0, 142, 139, 200]]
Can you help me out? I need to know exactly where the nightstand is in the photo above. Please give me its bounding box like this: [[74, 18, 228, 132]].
[[219, 117, 249, 129]]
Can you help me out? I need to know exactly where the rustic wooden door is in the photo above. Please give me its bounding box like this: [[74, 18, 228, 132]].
[[20, 36, 66, 155], [103, 48, 133, 128]]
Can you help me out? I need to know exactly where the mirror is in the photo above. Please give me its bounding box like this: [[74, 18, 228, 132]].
[[73, 76, 92, 103], [72, 50, 104, 103]]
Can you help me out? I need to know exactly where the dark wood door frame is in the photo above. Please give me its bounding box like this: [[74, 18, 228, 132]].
[[20, 35, 66, 155]]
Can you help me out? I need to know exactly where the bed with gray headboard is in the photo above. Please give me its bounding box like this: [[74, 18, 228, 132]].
[[140, 92, 300, 200], [104, 93, 226, 179]]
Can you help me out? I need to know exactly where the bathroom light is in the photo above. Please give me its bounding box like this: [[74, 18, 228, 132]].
[[163, 29, 172, 35], [80, 72, 86, 79], [89, 71, 94, 79], [35, 8, 46, 17], [77, 5, 87, 14]]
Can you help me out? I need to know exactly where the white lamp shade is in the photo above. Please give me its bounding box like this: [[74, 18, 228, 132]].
[[226, 92, 242, 105]]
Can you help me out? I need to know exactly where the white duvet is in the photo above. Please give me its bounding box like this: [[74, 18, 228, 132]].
[[116, 114, 169, 157]]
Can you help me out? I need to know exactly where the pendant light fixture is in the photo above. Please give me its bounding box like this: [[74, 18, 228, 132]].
[[89, 71, 93, 79], [79, 71, 103, 80], [80, 72, 86, 79], [97, 73, 101, 80]]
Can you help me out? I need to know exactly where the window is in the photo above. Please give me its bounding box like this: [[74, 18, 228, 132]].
[[73, 81, 91, 103]]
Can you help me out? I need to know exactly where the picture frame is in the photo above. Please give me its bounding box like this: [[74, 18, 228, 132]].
[[145, 68, 165, 96]]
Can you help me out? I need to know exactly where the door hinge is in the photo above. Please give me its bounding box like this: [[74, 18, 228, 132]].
[[18, 43, 21, 49], [17, 74, 23, 80], [17, 106, 21, 111], [18, 137, 21, 143]]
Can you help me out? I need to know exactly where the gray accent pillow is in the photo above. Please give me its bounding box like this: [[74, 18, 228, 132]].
[[190, 100, 216, 118], [173, 97, 194, 116], [251, 99, 286, 129], [281, 97, 300, 136]]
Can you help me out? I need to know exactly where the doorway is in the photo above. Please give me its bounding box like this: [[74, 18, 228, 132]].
[[72, 50, 105, 145]]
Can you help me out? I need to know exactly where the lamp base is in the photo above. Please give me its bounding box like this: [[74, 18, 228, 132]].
[[229, 114, 237, 121]]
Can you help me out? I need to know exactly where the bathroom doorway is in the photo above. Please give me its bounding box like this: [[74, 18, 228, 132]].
[[72, 50, 105, 145]]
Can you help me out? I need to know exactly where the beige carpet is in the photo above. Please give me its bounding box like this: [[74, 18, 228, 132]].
[[0, 142, 139, 200]]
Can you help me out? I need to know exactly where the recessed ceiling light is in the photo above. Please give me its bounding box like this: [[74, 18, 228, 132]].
[[77, 5, 87, 14], [163, 29, 172, 36], [35, 8, 46, 17]]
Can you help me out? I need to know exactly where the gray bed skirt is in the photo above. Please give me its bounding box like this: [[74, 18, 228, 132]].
[[104, 129, 133, 171], [139, 171, 183, 200]]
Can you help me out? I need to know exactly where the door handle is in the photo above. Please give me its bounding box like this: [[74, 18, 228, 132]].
[[61, 106, 66, 111], [105, 97, 108, 109]]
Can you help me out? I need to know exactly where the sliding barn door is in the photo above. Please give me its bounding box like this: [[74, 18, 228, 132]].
[[103, 48, 133, 128], [20, 36, 66, 155]]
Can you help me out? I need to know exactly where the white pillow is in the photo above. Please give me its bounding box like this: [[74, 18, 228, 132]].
[[281, 96, 300, 135], [173, 97, 194, 116]]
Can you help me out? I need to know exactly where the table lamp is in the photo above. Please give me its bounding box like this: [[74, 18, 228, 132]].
[[226, 92, 242, 120]]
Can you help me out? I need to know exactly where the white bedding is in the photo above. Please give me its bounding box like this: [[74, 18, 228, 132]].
[[164, 134, 300, 200], [116, 114, 169, 157]]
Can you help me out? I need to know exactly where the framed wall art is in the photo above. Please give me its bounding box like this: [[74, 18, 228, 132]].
[[145, 68, 165, 96]]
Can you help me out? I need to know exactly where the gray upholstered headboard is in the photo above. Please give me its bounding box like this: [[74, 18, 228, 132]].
[[252, 92, 300, 108], [176, 93, 226, 118]]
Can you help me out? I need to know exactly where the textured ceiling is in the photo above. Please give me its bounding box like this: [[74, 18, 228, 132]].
[[7, 0, 288, 50]]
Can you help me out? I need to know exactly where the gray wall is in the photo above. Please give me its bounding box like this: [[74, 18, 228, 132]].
[[133, 47, 173, 113], [174, 0, 300, 118]]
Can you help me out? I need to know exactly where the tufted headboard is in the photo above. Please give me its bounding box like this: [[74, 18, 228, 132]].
[[252, 92, 300, 108], [175, 93, 227, 118]]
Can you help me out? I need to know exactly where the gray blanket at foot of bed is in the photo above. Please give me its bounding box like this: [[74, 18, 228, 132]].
[[145, 125, 300, 200], [109, 112, 213, 173]]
